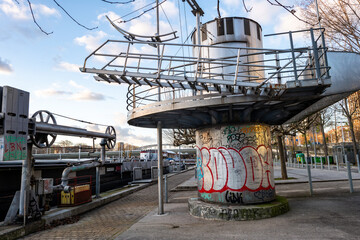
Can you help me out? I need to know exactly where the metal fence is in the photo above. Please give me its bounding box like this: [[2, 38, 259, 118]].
[[81, 28, 330, 112]]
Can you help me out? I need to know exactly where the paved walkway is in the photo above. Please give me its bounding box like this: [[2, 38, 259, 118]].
[[21, 170, 194, 240], [10, 166, 360, 239], [118, 178, 360, 240]]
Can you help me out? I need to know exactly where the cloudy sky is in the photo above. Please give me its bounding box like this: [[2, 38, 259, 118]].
[[0, 0, 307, 147]]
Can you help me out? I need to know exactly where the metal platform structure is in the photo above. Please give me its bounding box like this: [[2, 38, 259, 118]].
[[81, 27, 331, 128], [80, 12, 360, 214]]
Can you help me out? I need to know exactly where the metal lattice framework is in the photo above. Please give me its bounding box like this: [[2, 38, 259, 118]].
[[81, 28, 331, 128]]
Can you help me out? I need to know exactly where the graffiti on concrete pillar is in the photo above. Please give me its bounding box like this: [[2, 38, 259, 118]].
[[196, 145, 274, 193], [196, 124, 275, 203]]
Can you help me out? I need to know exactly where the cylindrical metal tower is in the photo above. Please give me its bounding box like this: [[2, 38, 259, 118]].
[[192, 17, 264, 83]]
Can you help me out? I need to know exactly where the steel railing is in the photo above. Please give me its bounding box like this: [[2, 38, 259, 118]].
[[80, 28, 330, 111]]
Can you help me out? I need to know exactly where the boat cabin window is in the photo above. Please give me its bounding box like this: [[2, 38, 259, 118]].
[[217, 19, 225, 36], [226, 18, 234, 35], [244, 19, 251, 36]]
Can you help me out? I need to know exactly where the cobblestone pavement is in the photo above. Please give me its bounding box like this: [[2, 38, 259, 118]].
[[21, 171, 194, 240]]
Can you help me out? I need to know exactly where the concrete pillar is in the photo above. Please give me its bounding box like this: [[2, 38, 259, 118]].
[[195, 124, 275, 204]]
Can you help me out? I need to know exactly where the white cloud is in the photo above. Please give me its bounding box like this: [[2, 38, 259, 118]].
[[161, 1, 178, 18], [71, 89, 106, 101], [97, 11, 122, 22], [274, 7, 307, 33], [74, 31, 108, 52], [55, 61, 80, 73], [35, 88, 72, 97], [0, 57, 13, 74], [69, 80, 85, 89], [127, 17, 156, 36], [222, 0, 241, 7], [33, 4, 59, 17], [247, 0, 284, 26], [0, 0, 59, 20], [35, 81, 108, 101], [0, 0, 30, 20]]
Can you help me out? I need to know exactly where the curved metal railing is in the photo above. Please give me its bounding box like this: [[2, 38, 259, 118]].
[[80, 28, 330, 112]]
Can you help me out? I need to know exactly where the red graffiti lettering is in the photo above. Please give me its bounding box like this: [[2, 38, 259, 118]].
[[197, 145, 274, 193]]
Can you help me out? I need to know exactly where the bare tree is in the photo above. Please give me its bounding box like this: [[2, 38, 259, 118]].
[[272, 123, 300, 179], [314, 107, 333, 161], [295, 115, 318, 163], [301, 0, 360, 53], [339, 96, 360, 160]]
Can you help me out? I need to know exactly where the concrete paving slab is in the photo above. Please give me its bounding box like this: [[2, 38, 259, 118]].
[[118, 188, 360, 240]]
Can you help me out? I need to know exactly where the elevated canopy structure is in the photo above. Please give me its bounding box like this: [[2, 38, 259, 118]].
[[80, 27, 331, 128]]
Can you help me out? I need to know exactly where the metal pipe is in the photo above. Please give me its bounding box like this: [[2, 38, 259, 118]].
[[52, 161, 101, 193], [19, 142, 33, 224], [157, 121, 164, 215], [96, 140, 106, 198], [327, 155, 330, 170], [35, 122, 115, 139], [357, 154, 360, 173]]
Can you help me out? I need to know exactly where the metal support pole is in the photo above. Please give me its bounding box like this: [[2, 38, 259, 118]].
[[194, 10, 201, 95], [19, 142, 33, 225], [327, 155, 331, 170], [345, 154, 354, 193], [313, 128, 317, 169], [157, 121, 164, 215], [306, 157, 313, 196], [357, 154, 360, 173], [96, 140, 106, 198], [164, 175, 168, 203], [78, 145, 81, 160], [96, 166, 100, 198], [335, 154, 339, 171]]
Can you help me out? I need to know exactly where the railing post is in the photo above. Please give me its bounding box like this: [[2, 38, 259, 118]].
[[275, 52, 281, 85], [345, 154, 354, 193], [335, 154, 339, 171], [289, 31, 299, 87], [234, 49, 241, 85], [122, 42, 131, 75], [310, 28, 323, 84], [320, 29, 330, 78]]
